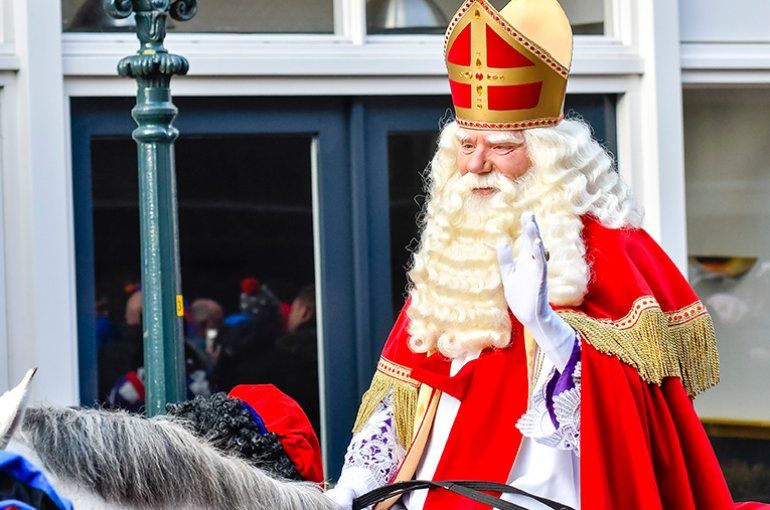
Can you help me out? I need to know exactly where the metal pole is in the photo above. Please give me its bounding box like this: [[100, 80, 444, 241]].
[[104, 0, 197, 416]]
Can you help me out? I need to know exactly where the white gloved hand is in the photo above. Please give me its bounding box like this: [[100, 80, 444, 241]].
[[496, 212, 576, 372], [324, 485, 357, 510]]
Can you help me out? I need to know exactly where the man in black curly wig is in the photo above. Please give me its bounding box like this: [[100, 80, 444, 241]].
[[165, 384, 324, 484]]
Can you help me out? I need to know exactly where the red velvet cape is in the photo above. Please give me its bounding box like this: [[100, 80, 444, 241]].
[[352, 215, 763, 509]]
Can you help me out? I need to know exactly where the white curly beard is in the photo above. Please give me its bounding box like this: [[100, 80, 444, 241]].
[[406, 170, 525, 359]]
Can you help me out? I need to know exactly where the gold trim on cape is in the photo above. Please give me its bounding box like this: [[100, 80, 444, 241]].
[[558, 296, 720, 396], [352, 358, 419, 447]]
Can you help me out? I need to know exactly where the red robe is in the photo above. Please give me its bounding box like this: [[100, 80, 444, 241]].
[[351, 215, 764, 510]]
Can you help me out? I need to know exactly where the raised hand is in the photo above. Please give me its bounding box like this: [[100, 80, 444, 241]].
[[496, 213, 575, 372], [495, 212, 549, 326]]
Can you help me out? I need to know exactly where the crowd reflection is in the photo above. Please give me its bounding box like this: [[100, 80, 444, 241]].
[[96, 278, 319, 431]]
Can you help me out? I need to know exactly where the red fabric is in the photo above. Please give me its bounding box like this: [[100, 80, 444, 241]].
[[422, 330, 528, 509], [582, 344, 733, 509], [279, 300, 292, 331], [485, 25, 534, 69], [240, 277, 260, 294], [410, 353, 476, 401], [379, 306, 528, 510], [449, 79, 472, 109], [488, 82, 542, 111], [373, 215, 770, 509], [228, 384, 324, 483], [553, 216, 701, 319], [125, 370, 145, 400], [447, 24, 471, 66], [565, 217, 736, 507], [379, 295, 431, 371]]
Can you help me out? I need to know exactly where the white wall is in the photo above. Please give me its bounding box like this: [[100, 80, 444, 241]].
[[680, 0, 770, 43], [0, 0, 78, 404]]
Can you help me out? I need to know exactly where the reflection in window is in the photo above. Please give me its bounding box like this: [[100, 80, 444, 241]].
[[63, 0, 334, 33], [90, 134, 320, 431], [684, 88, 770, 502], [685, 89, 770, 421], [367, 0, 449, 34], [369, 0, 607, 35]]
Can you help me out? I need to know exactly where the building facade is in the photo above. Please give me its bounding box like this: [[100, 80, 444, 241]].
[[0, 0, 768, 481]]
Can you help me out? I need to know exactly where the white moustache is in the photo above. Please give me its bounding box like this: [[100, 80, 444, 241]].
[[452, 172, 519, 197], [456, 172, 501, 193]]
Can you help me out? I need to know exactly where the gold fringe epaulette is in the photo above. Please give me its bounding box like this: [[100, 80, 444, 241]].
[[558, 296, 720, 397], [352, 358, 419, 447]]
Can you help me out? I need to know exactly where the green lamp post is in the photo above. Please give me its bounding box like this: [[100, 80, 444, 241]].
[[104, 0, 197, 416]]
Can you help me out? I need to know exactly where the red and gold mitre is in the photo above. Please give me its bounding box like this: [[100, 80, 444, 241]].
[[444, 0, 573, 130]]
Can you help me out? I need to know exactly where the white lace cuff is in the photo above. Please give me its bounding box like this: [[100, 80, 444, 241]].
[[338, 393, 406, 495], [516, 356, 581, 456]]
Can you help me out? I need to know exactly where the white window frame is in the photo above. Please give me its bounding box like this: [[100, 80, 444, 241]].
[[0, 0, 77, 403], [677, 30, 770, 273], [0, 0, 14, 394], [681, 43, 770, 86]]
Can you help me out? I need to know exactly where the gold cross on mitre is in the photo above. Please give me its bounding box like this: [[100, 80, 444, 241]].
[[443, 0, 573, 130]]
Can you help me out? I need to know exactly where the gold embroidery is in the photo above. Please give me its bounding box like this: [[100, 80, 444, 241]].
[[376, 358, 420, 388], [558, 297, 720, 397], [352, 358, 419, 447]]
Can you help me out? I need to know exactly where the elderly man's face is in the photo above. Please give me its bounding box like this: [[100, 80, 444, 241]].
[[456, 129, 531, 196]]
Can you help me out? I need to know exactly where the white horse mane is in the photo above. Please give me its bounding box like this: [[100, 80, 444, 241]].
[[20, 406, 336, 510], [1, 371, 335, 510]]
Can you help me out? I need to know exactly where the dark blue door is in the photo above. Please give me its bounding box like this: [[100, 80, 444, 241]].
[[72, 97, 357, 476]]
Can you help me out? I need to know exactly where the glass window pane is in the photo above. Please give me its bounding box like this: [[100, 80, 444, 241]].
[[63, 0, 334, 33], [388, 133, 437, 313], [707, 435, 770, 502], [684, 88, 770, 502], [368, 0, 607, 35], [685, 88, 770, 421], [91, 134, 321, 431]]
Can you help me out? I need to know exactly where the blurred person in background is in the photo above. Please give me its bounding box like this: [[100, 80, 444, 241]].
[[212, 277, 284, 391], [186, 298, 224, 364], [97, 289, 144, 402], [255, 285, 320, 432], [102, 289, 212, 411], [95, 294, 119, 348]]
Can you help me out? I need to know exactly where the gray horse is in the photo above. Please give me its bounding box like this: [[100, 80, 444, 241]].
[[0, 370, 336, 510]]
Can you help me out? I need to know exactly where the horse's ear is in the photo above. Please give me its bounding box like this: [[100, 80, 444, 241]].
[[0, 368, 37, 449]]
